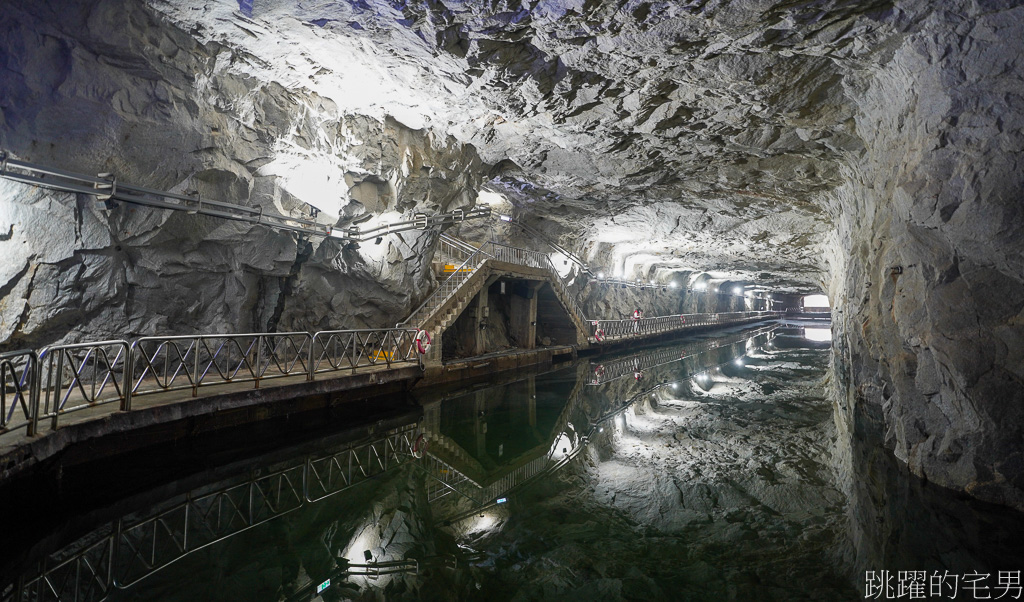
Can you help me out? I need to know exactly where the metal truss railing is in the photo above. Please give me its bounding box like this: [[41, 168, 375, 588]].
[[129, 332, 313, 402], [310, 329, 420, 375], [37, 341, 131, 431], [1, 328, 422, 437], [0, 350, 38, 435], [421, 453, 483, 504], [400, 237, 591, 331], [406, 235, 776, 345], [587, 324, 779, 385], [8, 426, 416, 601], [590, 311, 783, 343]]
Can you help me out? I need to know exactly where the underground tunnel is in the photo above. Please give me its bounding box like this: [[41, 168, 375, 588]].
[[1, 0, 1023, 600]]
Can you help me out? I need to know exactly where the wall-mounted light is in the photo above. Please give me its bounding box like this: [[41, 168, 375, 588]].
[[597, 272, 605, 279], [733, 287, 742, 295], [499, 214, 512, 222]]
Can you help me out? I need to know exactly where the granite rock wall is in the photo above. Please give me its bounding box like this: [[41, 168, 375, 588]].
[[0, 0, 483, 351], [1, 0, 1023, 513], [826, 3, 1024, 510]]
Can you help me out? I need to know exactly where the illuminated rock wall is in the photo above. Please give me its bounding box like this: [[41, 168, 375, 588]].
[[1, 0, 1022, 512], [0, 0, 482, 350]]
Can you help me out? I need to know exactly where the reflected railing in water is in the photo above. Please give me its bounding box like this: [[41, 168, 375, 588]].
[[417, 327, 777, 521], [2, 327, 784, 602], [587, 324, 779, 385], [5, 426, 417, 602]]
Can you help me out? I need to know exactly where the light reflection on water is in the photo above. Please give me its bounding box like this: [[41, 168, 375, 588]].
[[4, 323, 1024, 601]]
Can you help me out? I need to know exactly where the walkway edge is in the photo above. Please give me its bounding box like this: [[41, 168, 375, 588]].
[[0, 365, 422, 486]]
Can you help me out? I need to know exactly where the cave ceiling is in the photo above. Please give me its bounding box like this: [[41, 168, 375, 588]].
[[146, 0, 910, 294]]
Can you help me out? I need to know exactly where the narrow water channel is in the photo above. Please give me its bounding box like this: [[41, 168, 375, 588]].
[[4, 323, 1024, 601]]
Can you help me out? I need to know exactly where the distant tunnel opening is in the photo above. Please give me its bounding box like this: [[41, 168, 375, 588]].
[[802, 294, 830, 311]]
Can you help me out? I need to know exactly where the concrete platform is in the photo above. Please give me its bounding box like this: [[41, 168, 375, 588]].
[[419, 345, 577, 386]]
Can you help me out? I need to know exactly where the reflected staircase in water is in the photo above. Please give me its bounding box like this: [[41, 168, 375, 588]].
[[414, 325, 779, 520]]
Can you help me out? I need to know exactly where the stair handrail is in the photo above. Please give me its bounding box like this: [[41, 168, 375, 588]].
[[438, 233, 482, 258], [397, 243, 490, 329], [402, 234, 780, 338]]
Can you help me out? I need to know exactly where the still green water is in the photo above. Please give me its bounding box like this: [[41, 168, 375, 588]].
[[5, 323, 1024, 601]]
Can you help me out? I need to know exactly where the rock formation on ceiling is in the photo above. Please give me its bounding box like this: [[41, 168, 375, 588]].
[[0, 0, 1022, 511]]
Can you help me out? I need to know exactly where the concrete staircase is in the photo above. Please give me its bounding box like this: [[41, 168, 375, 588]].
[[400, 235, 592, 346]]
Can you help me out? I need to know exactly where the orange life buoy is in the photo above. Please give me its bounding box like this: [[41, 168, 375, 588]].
[[412, 433, 428, 458], [594, 329, 606, 342], [634, 371, 643, 381], [415, 330, 432, 354], [632, 309, 643, 320]]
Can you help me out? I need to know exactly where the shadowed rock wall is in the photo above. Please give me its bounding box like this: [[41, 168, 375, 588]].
[[1, 0, 1022, 515], [0, 0, 482, 351], [827, 4, 1024, 510]]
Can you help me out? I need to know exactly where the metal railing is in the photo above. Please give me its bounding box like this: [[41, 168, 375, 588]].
[[398, 243, 493, 329], [1, 350, 37, 436], [488, 241, 548, 269], [0, 328, 422, 437], [590, 311, 781, 342], [437, 234, 480, 263], [422, 453, 483, 504], [9, 426, 416, 600], [401, 237, 592, 331], [128, 332, 313, 408], [310, 329, 419, 374], [587, 324, 779, 385], [38, 341, 131, 431]]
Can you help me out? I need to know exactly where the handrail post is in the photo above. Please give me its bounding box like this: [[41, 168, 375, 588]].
[[51, 350, 64, 431], [27, 352, 39, 436], [124, 342, 134, 412], [307, 333, 315, 381], [192, 336, 200, 397], [255, 334, 263, 389]]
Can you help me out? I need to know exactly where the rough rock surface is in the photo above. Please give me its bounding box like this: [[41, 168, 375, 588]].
[[459, 334, 856, 600], [823, 5, 1024, 510], [0, 0, 481, 349], [1, 0, 1022, 512]]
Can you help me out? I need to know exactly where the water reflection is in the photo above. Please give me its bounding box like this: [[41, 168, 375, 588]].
[[4, 324, 1024, 601]]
